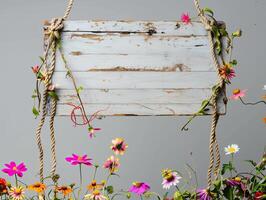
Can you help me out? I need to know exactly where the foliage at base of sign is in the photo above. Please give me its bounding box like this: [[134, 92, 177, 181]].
[[0, 143, 265, 200]]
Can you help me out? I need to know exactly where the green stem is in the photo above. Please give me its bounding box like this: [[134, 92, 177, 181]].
[[15, 174, 18, 187], [93, 165, 98, 180], [78, 164, 83, 199], [230, 154, 234, 178]]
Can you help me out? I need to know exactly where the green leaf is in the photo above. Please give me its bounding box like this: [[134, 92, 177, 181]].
[[244, 160, 257, 167], [174, 191, 183, 200], [219, 28, 229, 37], [106, 185, 114, 194], [232, 29, 242, 38], [203, 7, 214, 16], [221, 163, 234, 175], [48, 91, 59, 101], [230, 59, 238, 66], [77, 86, 84, 94], [65, 70, 71, 78], [223, 186, 234, 200], [32, 106, 39, 118], [201, 100, 209, 108], [39, 56, 45, 63]]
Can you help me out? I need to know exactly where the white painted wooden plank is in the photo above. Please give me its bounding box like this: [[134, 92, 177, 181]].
[[52, 72, 218, 89], [59, 21, 208, 36], [47, 20, 226, 116], [60, 33, 209, 55], [56, 103, 225, 116], [55, 48, 213, 72], [57, 89, 212, 104]]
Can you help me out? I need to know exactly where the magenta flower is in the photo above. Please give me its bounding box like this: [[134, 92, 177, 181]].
[[226, 177, 246, 191], [2, 162, 27, 177], [230, 89, 247, 100], [129, 182, 150, 196], [181, 13, 191, 24], [65, 154, 92, 166], [197, 189, 212, 200]]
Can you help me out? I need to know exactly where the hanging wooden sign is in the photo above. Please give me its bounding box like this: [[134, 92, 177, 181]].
[[45, 20, 225, 116]]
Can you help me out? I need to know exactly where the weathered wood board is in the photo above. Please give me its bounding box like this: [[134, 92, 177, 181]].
[[48, 20, 226, 116]]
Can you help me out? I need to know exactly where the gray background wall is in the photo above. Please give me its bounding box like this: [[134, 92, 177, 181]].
[[0, 0, 265, 198]]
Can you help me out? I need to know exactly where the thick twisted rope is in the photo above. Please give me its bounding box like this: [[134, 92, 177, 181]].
[[48, 39, 58, 177], [194, 0, 224, 187], [35, 88, 48, 182], [35, 0, 75, 182], [63, 0, 75, 20]]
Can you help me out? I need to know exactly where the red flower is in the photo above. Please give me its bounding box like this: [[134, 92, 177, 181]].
[[254, 191, 264, 200], [0, 178, 8, 195]]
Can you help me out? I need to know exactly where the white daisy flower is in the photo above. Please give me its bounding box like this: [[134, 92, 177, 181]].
[[161, 170, 181, 189], [224, 144, 240, 155]]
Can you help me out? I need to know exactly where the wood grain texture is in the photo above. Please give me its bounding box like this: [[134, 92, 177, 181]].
[[48, 20, 225, 116]]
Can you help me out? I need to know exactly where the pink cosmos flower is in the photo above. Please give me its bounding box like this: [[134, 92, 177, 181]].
[[181, 13, 191, 24], [2, 161, 27, 177], [129, 182, 150, 196], [103, 156, 120, 173], [65, 154, 92, 166], [230, 89, 247, 100], [197, 189, 212, 200], [31, 65, 39, 74]]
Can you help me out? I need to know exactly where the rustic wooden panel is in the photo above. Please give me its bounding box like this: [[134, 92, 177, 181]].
[[57, 89, 212, 104], [49, 20, 225, 116], [61, 21, 208, 36], [56, 102, 225, 116], [52, 72, 217, 89]]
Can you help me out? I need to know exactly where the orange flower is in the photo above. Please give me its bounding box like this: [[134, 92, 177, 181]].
[[28, 182, 46, 193], [263, 117, 266, 124], [87, 180, 104, 192], [55, 186, 72, 196]]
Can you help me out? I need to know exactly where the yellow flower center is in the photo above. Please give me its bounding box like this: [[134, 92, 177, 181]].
[[233, 89, 240, 95], [133, 182, 142, 187], [77, 156, 83, 161], [228, 147, 236, 153], [14, 188, 22, 195], [12, 166, 17, 171], [234, 177, 241, 182], [93, 190, 100, 196]]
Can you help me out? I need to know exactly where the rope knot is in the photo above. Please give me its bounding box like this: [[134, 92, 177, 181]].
[[47, 18, 64, 39]]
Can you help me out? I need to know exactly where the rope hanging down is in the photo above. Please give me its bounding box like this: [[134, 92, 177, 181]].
[[35, 0, 75, 182], [194, 0, 225, 187]]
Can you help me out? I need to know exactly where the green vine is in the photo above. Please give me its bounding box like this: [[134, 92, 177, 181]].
[[181, 7, 242, 131]]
